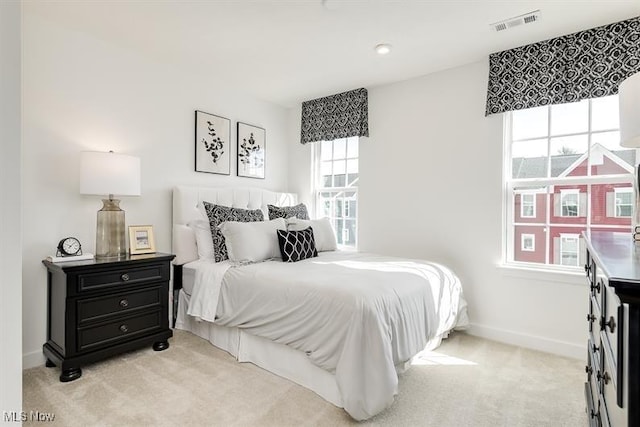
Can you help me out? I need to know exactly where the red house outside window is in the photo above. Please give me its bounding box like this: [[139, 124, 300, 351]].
[[505, 95, 633, 269]]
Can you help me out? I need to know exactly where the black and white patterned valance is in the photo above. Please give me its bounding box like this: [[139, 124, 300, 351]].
[[300, 88, 369, 144], [486, 17, 640, 116]]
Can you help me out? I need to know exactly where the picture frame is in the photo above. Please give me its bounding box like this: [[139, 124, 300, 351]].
[[128, 225, 156, 255], [237, 122, 266, 179], [195, 110, 231, 175]]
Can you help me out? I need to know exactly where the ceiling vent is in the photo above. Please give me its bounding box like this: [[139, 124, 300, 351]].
[[492, 10, 540, 32]]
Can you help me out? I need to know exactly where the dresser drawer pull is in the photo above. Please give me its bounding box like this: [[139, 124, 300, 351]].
[[119, 299, 129, 308], [587, 314, 596, 323], [590, 281, 601, 293], [597, 371, 611, 385], [590, 409, 599, 420], [585, 365, 593, 376], [121, 273, 130, 282], [119, 324, 129, 333], [598, 316, 616, 333], [604, 316, 616, 333], [591, 343, 598, 353]]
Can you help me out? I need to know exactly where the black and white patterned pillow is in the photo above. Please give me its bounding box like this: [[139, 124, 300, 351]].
[[268, 203, 310, 220], [202, 201, 264, 262], [277, 227, 318, 263]]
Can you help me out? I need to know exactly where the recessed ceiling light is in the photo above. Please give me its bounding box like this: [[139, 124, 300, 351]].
[[375, 44, 392, 55], [321, 0, 339, 10]]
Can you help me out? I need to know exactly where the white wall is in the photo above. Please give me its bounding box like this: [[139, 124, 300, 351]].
[[0, 0, 23, 419], [21, 10, 290, 367], [288, 61, 587, 358]]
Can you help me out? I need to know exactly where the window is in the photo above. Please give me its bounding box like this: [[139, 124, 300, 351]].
[[521, 193, 536, 218], [614, 187, 633, 218], [505, 95, 633, 270], [521, 234, 535, 251], [559, 234, 579, 267], [560, 189, 579, 217], [314, 137, 358, 248]]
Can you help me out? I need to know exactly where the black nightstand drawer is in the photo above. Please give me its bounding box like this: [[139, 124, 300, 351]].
[[77, 286, 161, 325], [77, 310, 162, 352], [43, 253, 174, 382], [77, 265, 166, 293]]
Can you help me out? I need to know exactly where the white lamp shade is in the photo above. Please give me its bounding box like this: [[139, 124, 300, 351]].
[[80, 151, 141, 196], [619, 71, 640, 148]]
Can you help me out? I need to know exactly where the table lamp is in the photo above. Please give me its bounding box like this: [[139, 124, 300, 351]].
[[80, 151, 141, 259]]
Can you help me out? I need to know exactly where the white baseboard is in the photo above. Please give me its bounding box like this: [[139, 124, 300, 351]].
[[23, 350, 45, 369], [467, 323, 583, 360]]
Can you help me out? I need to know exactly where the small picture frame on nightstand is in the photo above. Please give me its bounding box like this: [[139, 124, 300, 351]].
[[128, 225, 156, 255]]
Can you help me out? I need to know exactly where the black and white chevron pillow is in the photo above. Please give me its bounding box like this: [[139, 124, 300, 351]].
[[277, 227, 318, 262], [268, 203, 310, 220]]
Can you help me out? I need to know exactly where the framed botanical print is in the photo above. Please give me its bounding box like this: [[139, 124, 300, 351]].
[[237, 122, 265, 179], [195, 110, 231, 175]]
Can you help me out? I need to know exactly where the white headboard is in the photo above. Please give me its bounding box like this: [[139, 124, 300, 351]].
[[172, 186, 298, 265]]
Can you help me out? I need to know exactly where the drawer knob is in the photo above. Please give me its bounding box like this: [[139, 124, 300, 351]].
[[585, 365, 593, 376], [119, 299, 129, 308], [121, 273, 130, 282], [586, 314, 596, 323], [592, 343, 598, 353], [597, 371, 611, 385], [119, 324, 129, 333], [604, 316, 616, 333], [590, 281, 601, 293]]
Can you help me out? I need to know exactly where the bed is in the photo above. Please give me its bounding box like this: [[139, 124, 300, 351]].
[[172, 185, 469, 420]]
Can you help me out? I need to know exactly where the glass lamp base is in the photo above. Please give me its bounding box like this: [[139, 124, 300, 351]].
[[96, 198, 126, 259]]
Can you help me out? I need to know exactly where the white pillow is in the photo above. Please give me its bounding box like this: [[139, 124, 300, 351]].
[[173, 224, 198, 265], [218, 218, 286, 262], [286, 218, 337, 252], [188, 219, 215, 261]]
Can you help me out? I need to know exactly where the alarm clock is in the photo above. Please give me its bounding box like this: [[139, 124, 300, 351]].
[[56, 237, 83, 257]]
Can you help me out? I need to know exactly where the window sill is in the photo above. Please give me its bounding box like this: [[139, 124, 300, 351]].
[[497, 263, 587, 286]]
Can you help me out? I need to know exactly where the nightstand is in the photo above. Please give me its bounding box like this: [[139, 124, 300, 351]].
[[42, 252, 175, 382]]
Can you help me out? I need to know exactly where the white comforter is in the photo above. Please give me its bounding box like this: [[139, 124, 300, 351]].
[[187, 251, 468, 420]]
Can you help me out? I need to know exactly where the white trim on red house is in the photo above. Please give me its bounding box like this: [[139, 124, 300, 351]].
[[521, 233, 535, 251], [520, 193, 536, 218], [614, 186, 633, 218], [557, 142, 634, 178]]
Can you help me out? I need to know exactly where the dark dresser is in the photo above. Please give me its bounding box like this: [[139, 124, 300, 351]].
[[583, 231, 640, 427], [42, 252, 175, 382]]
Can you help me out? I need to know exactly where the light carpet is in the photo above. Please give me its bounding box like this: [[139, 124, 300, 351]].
[[23, 330, 587, 426]]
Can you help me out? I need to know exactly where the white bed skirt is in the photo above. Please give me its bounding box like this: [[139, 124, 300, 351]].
[[175, 289, 344, 407]]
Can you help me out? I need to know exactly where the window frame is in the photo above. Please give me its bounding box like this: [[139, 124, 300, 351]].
[[520, 193, 536, 218], [614, 187, 633, 218], [560, 189, 580, 217], [559, 233, 580, 267], [313, 137, 359, 250], [521, 233, 535, 252], [503, 95, 633, 272]]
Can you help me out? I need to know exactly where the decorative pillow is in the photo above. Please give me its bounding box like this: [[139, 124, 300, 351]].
[[268, 203, 310, 220], [187, 219, 215, 261], [286, 217, 337, 252], [218, 218, 286, 263], [202, 201, 264, 262], [277, 227, 318, 262], [173, 224, 198, 265]]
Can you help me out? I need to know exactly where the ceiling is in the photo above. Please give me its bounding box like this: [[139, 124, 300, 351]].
[[26, 0, 640, 108]]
